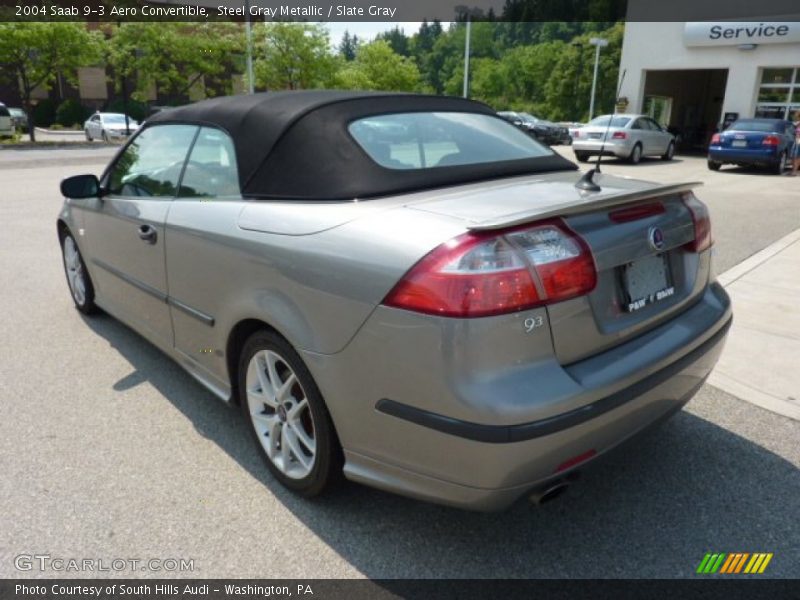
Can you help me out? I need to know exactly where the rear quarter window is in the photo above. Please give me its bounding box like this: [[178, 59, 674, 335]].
[[348, 112, 552, 170], [0, 106, 10, 117]]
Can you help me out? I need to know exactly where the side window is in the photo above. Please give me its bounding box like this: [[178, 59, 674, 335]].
[[106, 125, 198, 197], [0, 105, 10, 117], [91, 115, 100, 123], [631, 119, 644, 130], [647, 118, 662, 131], [179, 127, 240, 198]]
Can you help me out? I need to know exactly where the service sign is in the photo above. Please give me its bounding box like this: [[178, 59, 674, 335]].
[[684, 22, 800, 47]]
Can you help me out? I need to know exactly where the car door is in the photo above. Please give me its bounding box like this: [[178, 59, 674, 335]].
[[645, 117, 670, 154], [84, 123, 199, 350], [629, 118, 649, 153], [164, 126, 244, 390], [88, 114, 101, 137]]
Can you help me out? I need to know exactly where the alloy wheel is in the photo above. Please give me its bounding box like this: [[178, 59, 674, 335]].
[[63, 236, 86, 306], [245, 349, 316, 480]]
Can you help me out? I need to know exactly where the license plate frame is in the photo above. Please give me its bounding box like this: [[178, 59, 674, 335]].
[[622, 254, 674, 313], [732, 140, 747, 148]]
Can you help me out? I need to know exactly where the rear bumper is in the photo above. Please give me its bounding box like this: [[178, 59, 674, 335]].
[[305, 282, 731, 511], [376, 317, 730, 444], [572, 139, 633, 158], [708, 146, 780, 165]]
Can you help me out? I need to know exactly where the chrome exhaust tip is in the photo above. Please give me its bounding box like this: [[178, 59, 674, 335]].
[[529, 481, 570, 506]]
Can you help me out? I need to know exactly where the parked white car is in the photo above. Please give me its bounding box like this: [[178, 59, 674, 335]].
[[572, 114, 675, 164], [0, 103, 15, 137], [84, 112, 139, 142]]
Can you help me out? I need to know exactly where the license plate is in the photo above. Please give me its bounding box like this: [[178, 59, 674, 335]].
[[622, 254, 674, 312], [732, 140, 747, 148]]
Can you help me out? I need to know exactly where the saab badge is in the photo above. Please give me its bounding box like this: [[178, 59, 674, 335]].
[[648, 226, 665, 251]]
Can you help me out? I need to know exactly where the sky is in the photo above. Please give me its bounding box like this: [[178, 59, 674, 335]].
[[325, 22, 426, 47]]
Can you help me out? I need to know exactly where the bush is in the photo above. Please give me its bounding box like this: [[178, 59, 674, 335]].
[[31, 98, 57, 128], [105, 98, 148, 122], [55, 99, 91, 127]]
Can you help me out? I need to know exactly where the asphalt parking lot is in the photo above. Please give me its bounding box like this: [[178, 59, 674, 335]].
[[1, 146, 799, 579]]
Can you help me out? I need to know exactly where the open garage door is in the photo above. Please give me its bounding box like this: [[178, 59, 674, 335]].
[[643, 69, 728, 153]]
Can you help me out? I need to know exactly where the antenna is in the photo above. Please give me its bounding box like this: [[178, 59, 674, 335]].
[[575, 68, 627, 192]]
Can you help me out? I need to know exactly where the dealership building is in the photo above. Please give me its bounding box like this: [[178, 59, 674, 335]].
[[618, 20, 800, 149]]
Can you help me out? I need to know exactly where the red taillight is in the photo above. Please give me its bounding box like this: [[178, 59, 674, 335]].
[[611, 131, 627, 139], [682, 192, 712, 252], [710, 133, 721, 145], [609, 201, 665, 223], [383, 219, 597, 318], [762, 135, 780, 146]]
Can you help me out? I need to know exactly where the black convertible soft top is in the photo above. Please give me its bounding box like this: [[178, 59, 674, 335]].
[[147, 91, 576, 200]]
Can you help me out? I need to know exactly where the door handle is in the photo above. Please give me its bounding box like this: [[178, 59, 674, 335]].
[[138, 224, 157, 244]]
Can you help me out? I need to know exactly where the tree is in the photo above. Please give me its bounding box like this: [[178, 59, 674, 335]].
[[376, 27, 410, 57], [339, 31, 360, 61], [335, 41, 420, 92], [0, 23, 102, 141], [253, 23, 338, 91], [107, 23, 244, 104]]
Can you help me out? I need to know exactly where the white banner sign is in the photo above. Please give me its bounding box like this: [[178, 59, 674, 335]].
[[684, 22, 800, 47]]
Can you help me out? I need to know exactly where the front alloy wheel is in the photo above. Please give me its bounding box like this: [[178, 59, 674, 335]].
[[240, 331, 341, 496], [61, 233, 97, 314]]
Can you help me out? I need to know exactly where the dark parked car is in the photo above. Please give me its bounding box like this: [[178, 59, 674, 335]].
[[497, 111, 567, 145], [8, 107, 28, 133], [708, 118, 796, 174], [58, 91, 731, 510]]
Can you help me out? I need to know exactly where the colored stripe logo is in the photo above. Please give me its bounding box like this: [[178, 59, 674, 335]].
[[696, 552, 773, 574]]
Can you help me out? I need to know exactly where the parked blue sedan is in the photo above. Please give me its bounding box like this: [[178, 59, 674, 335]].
[[708, 118, 796, 174]]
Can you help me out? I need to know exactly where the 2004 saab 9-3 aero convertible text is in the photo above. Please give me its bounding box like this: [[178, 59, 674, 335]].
[[58, 92, 731, 511]]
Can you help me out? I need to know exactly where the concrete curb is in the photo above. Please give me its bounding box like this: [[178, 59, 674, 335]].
[[716, 227, 800, 287]]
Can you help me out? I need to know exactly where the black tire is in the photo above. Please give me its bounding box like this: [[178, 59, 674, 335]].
[[574, 151, 590, 162], [84, 129, 93, 142], [661, 142, 675, 161], [239, 330, 342, 497], [772, 151, 788, 175], [707, 160, 722, 171], [60, 232, 98, 315], [628, 143, 643, 164]]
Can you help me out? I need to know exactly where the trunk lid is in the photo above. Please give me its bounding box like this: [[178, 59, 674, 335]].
[[405, 172, 707, 364], [719, 131, 768, 149]]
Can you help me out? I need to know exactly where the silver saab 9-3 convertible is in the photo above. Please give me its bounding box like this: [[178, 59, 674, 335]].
[[58, 91, 731, 510]]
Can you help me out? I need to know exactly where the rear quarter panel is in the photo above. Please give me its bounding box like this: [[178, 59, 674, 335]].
[[164, 199, 466, 386]]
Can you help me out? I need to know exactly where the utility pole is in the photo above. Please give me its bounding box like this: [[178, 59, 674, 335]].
[[244, 0, 254, 93], [588, 37, 608, 120], [462, 18, 471, 98]]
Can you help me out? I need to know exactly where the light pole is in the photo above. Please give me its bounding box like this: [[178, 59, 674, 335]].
[[462, 18, 471, 98], [244, 0, 254, 93], [588, 37, 608, 121]]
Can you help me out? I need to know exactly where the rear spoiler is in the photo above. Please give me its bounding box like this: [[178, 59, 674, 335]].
[[468, 181, 703, 231]]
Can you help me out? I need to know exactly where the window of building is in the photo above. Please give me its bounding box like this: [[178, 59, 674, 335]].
[[756, 67, 800, 120]]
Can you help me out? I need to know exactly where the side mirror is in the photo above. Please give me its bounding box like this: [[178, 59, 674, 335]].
[[61, 174, 100, 199]]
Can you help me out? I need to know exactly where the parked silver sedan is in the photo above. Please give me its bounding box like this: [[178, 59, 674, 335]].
[[84, 112, 139, 142], [572, 114, 676, 164], [58, 92, 730, 511]]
